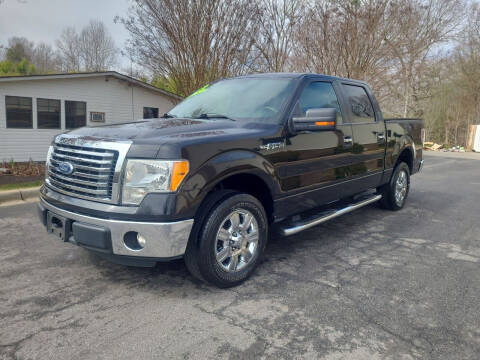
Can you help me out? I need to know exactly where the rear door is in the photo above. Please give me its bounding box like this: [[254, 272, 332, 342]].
[[339, 82, 386, 195]]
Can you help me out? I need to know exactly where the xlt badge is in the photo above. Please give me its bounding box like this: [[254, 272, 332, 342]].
[[259, 142, 285, 151]]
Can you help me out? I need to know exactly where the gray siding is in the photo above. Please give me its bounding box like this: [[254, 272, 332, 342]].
[[0, 76, 177, 161]]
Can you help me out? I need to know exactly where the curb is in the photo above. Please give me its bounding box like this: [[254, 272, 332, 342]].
[[0, 186, 41, 205]]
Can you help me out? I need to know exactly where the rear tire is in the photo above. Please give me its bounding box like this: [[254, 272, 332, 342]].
[[184, 192, 268, 288], [379, 162, 410, 211]]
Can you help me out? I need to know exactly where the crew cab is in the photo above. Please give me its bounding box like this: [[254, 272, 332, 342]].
[[38, 73, 424, 287]]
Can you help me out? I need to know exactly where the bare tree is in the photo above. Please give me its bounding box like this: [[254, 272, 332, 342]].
[[56, 27, 81, 72], [290, 0, 464, 117], [56, 20, 117, 72], [385, 0, 464, 117], [253, 0, 303, 72], [119, 0, 260, 97], [115, 0, 475, 146], [293, 0, 394, 93], [32, 42, 60, 73], [429, 2, 480, 146], [78, 20, 117, 71]]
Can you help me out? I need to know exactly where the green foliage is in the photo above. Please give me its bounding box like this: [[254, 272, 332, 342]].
[[0, 60, 14, 74], [150, 75, 181, 96], [6, 41, 31, 63], [0, 58, 36, 76], [0, 180, 43, 192]]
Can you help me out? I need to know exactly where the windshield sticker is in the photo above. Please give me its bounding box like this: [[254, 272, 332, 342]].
[[189, 84, 209, 97]]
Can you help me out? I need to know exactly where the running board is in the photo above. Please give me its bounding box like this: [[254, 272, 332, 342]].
[[280, 194, 382, 236]]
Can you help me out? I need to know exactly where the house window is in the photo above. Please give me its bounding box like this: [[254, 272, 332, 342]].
[[6, 96, 33, 128], [37, 98, 61, 129], [90, 112, 105, 123], [65, 101, 86, 129], [143, 107, 159, 119]]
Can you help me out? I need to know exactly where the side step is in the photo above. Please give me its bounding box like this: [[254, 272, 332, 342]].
[[280, 194, 382, 236]]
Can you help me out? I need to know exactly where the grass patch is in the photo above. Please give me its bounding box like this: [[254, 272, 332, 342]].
[[0, 180, 43, 191]]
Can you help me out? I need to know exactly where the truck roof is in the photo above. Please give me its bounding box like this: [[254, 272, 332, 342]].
[[233, 72, 368, 85]]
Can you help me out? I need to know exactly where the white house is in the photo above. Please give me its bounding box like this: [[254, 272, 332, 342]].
[[0, 71, 182, 162]]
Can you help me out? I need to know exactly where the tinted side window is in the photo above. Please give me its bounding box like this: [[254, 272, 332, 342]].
[[297, 82, 342, 122], [342, 84, 375, 123]]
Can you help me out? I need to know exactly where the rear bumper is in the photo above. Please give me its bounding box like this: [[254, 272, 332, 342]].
[[38, 196, 194, 260]]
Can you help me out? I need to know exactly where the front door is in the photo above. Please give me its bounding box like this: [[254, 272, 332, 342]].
[[275, 81, 356, 216]]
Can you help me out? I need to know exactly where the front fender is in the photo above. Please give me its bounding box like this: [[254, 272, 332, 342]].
[[178, 150, 280, 215]]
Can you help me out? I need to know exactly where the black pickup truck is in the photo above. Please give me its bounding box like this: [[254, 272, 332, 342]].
[[38, 73, 424, 287]]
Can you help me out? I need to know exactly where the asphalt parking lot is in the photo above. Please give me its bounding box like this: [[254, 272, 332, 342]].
[[1, 152, 479, 360]]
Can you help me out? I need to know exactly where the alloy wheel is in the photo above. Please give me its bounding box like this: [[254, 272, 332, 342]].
[[214, 209, 259, 272]]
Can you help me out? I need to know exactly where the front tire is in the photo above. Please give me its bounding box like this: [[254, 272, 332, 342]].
[[185, 192, 268, 288], [379, 162, 410, 211]]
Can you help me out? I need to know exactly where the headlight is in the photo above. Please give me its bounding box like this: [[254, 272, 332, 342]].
[[122, 159, 189, 205]]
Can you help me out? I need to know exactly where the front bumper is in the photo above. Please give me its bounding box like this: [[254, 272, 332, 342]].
[[38, 197, 194, 259]]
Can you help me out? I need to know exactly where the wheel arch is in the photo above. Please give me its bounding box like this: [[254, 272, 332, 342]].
[[182, 150, 279, 224], [396, 146, 414, 174], [210, 172, 274, 222]]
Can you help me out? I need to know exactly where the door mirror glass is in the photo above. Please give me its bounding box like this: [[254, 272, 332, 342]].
[[292, 108, 337, 132]]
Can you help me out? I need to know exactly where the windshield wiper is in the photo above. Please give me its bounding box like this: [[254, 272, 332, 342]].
[[196, 113, 236, 121], [161, 113, 176, 118]]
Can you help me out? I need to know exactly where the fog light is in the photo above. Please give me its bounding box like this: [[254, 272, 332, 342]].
[[137, 234, 146, 248], [123, 231, 145, 251]]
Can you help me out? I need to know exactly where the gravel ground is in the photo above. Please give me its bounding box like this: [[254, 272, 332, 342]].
[[1, 152, 479, 360]]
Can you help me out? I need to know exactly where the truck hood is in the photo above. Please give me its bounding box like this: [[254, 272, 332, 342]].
[[62, 118, 280, 158], [67, 118, 232, 140]]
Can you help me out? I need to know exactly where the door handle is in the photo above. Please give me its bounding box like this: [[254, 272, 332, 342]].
[[343, 136, 353, 145]]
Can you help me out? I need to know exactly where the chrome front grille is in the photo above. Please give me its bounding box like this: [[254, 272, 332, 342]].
[[48, 144, 117, 200], [46, 134, 132, 204]]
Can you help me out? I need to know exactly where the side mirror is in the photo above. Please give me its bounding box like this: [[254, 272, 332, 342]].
[[292, 108, 337, 132]]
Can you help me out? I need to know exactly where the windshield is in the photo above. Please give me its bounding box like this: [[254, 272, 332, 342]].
[[169, 77, 296, 124]]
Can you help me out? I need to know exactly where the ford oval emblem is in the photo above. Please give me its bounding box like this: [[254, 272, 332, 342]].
[[58, 161, 74, 175]]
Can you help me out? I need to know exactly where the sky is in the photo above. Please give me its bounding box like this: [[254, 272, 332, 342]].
[[0, 0, 132, 68]]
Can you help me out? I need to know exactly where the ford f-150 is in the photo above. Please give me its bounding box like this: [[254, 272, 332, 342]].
[[38, 73, 424, 287]]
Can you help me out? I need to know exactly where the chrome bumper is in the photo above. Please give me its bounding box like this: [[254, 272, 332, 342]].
[[39, 197, 194, 258]]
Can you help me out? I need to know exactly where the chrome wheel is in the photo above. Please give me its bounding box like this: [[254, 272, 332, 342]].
[[395, 170, 408, 206], [214, 209, 259, 272]]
